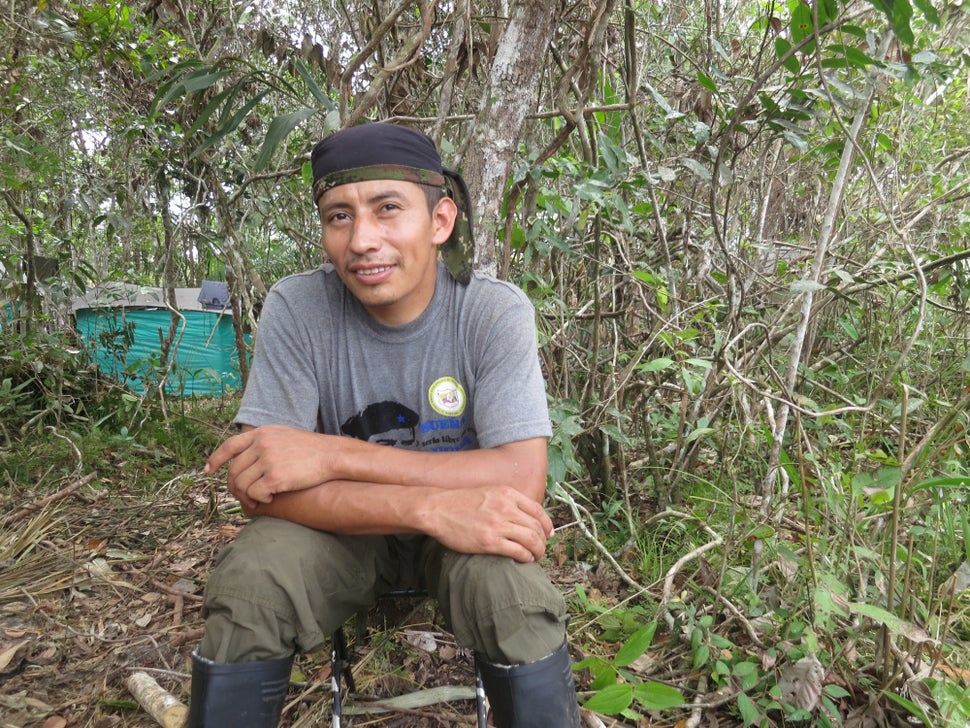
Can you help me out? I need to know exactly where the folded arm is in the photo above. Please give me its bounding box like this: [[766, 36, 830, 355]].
[[205, 424, 552, 563]]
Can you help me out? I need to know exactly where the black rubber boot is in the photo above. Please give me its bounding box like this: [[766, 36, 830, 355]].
[[477, 641, 581, 728], [186, 648, 293, 727]]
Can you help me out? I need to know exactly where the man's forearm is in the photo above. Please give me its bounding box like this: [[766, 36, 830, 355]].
[[243, 476, 555, 564], [327, 435, 548, 501], [213, 426, 549, 507], [247, 480, 435, 534]]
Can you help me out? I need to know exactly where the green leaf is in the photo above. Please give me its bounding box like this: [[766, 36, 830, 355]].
[[847, 602, 933, 643], [181, 69, 230, 93], [190, 90, 270, 160], [711, 37, 733, 65], [697, 71, 718, 93], [814, 574, 850, 621], [294, 59, 336, 111], [598, 133, 630, 175], [790, 279, 825, 294], [790, 2, 815, 45], [882, 690, 933, 726], [817, 0, 838, 23], [186, 84, 237, 136], [615, 622, 657, 667], [685, 425, 715, 445], [218, 90, 270, 136], [749, 524, 775, 540], [681, 158, 711, 183], [143, 57, 204, 84], [734, 660, 761, 690], [151, 76, 192, 115], [255, 108, 316, 170], [637, 357, 674, 373], [737, 692, 762, 726], [214, 80, 253, 126], [691, 123, 710, 145], [546, 446, 567, 484], [589, 663, 619, 691], [841, 24, 868, 39], [839, 319, 860, 341], [633, 681, 684, 710], [868, 0, 893, 18], [910, 475, 970, 492], [641, 82, 674, 115], [583, 683, 633, 714], [892, 0, 915, 46], [843, 45, 879, 69], [692, 643, 710, 670], [776, 38, 800, 73], [911, 0, 940, 24], [684, 357, 712, 369], [573, 656, 617, 689]]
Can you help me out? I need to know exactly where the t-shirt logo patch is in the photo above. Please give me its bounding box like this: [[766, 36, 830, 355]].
[[429, 376, 466, 416]]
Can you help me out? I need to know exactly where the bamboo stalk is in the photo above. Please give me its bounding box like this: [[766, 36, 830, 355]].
[[126, 672, 188, 728]]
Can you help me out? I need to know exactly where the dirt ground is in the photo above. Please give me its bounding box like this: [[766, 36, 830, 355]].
[[4, 441, 958, 728], [0, 469, 600, 728]]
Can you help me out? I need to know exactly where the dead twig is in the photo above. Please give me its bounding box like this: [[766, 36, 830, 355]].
[[2, 472, 98, 526], [151, 579, 204, 603], [658, 511, 724, 631]]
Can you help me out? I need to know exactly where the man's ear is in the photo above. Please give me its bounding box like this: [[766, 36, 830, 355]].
[[431, 196, 459, 247]]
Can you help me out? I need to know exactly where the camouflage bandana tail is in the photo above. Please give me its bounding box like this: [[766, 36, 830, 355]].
[[441, 167, 474, 285]]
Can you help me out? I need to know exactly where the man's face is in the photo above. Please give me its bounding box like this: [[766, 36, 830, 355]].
[[317, 179, 457, 326]]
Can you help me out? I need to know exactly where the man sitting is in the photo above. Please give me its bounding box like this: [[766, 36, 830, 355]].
[[189, 123, 581, 727]]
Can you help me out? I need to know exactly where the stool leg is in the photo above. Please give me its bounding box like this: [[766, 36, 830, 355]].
[[331, 628, 356, 728], [334, 627, 356, 693], [475, 656, 487, 728], [330, 630, 341, 728]]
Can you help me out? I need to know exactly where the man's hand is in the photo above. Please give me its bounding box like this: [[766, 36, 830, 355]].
[[420, 486, 554, 563], [205, 425, 337, 509]]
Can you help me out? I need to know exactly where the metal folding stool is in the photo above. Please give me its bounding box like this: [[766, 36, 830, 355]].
[[330, 589, 487, 727]]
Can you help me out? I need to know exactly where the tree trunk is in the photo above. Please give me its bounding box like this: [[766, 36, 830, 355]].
[[1, 191, 36, 332], [461, 0, 557, 277]]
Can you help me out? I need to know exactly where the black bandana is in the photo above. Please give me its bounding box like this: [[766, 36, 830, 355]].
[[310, 124, 474, 284]]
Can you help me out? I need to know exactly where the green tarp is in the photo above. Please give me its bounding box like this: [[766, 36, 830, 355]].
[[72, 283, 246, 396]]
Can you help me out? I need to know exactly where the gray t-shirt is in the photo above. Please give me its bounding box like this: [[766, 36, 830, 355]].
[[236, 261, 552, 452]]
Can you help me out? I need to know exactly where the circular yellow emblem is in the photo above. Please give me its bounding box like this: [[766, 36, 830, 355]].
[[428, 377, 466, 416]]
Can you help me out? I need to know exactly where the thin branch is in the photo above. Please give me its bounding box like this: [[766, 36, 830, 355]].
[[2, 472, 98, 526], [660, 520, 724, 630]]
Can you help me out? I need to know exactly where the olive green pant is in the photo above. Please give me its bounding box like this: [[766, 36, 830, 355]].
[[199, 517, 568, 665]]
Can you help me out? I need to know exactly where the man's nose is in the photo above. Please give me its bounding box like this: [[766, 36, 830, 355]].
[[349, 216, 381, 253]]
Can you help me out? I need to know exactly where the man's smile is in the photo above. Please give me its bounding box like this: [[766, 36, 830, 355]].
[[350, 263, 396, 282]]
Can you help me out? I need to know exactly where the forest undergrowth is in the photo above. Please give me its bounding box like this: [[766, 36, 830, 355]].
[[1, 323, 969, 728]]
